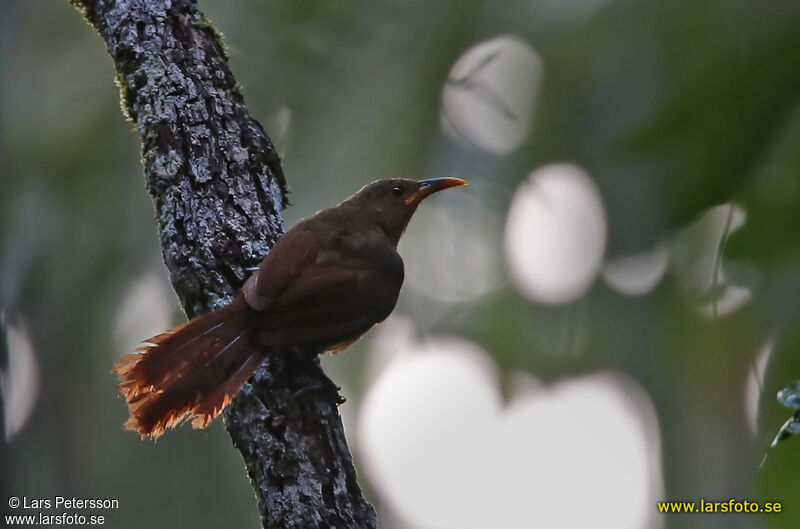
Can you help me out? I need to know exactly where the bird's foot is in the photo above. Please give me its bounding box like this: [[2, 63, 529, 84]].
[[292, 377, 346, 405], [288, 353, 346, 405]]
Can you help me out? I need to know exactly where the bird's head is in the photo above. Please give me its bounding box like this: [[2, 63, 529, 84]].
[[347, 177, 468, 244]]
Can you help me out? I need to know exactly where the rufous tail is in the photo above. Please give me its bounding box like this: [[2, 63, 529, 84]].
[[113, 298, 262, 439]]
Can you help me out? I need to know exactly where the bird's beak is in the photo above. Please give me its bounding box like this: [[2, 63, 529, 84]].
[[405, 177, 469, 205]]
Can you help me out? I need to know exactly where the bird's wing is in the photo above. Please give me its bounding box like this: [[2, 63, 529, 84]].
[[242, 226, 320, 311], [243, 225, 404, 349]]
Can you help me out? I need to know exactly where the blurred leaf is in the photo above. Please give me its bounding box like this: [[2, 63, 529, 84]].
[[769, 382, 800, 448], [778, 381, 800, 410], [770, 411, 800, 448]]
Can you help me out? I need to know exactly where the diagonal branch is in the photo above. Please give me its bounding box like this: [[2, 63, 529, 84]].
[[69, 1, 377, 527]]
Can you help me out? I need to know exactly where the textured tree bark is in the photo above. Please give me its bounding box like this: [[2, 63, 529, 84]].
[[69, 1, 378, 528]]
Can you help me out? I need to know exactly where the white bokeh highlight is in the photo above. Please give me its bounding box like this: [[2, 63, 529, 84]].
[[602, 243, 670, 296], [400, 186, 503, 303], [745, 336, 774, 437], [359, 324, 663, 529], [505, 164, 607, 304], [442, 35, 542, 155], [1, 314, 40, 440], [112, 266, 176, 356], [672, 203, 752, 317]]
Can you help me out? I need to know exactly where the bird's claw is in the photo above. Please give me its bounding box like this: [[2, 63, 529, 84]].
[[292, 379, 346, 405]]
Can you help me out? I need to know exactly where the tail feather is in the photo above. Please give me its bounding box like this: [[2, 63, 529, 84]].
[[113, 298, 262, 439]]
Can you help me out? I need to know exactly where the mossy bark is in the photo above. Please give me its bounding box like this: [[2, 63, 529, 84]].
[[69, 1, 378, 527]]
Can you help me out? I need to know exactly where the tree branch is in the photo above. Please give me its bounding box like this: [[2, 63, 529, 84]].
[[69, 1, 378, 527]]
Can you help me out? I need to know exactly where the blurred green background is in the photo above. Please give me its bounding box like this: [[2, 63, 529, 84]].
[[2, 1, 800, 528]]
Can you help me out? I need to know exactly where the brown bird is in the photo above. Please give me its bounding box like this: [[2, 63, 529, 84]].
[[114, 177, 468, 438]]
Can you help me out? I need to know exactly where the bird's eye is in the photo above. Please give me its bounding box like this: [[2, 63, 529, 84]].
[[391, 186, 404, 196]]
